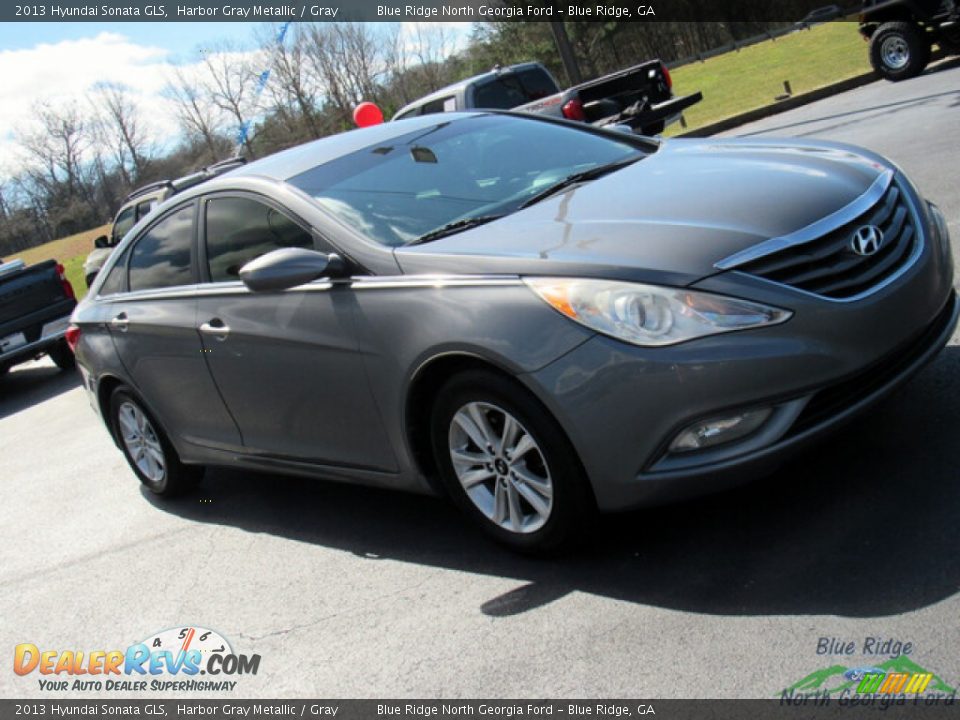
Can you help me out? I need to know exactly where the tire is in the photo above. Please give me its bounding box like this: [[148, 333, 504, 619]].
[[870, 22, 931, 81], [429, 369, 595, 553], [109, 386, 202, 496], [47, 340, 76, 371]]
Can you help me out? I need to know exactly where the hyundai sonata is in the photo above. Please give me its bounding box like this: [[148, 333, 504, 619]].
[[70, 112, 957, 551]]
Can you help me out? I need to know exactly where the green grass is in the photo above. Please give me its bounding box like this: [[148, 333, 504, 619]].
[[62, 254, 89, 300], [667, 22, 871, 135]]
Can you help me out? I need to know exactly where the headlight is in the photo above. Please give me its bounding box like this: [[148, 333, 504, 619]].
[[524, 277, 791, 347]]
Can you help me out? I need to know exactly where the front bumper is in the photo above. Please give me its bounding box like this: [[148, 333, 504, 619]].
[[526, 290, 957, 511]]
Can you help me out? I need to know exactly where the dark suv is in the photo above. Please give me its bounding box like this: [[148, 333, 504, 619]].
[[83, 158, 247, 287]]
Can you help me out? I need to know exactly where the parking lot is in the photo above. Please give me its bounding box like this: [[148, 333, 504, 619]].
[[2, 61, 959, 699]]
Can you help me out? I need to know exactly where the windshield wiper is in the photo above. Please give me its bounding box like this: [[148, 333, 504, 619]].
[[519, 155, 644, 209], [407, 214, 506, 246]]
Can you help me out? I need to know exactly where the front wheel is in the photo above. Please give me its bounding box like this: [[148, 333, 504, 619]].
[[109, 387, 202, 496], [430, 370, 595, 553], [870, 22, 930, 81]]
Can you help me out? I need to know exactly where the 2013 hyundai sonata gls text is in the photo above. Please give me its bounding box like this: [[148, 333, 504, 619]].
[[70, 111, 957, 552]]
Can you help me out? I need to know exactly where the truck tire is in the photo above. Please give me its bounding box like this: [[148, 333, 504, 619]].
[[870, 22, 931, 81], [48, 340, 76, 371]]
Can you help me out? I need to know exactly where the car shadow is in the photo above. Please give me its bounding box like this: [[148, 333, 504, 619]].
[[0, 361, 81, 420], [145, 346, 960, 620]]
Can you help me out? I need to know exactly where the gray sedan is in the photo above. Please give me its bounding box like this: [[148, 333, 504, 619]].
[[69, 111, 957, 552]]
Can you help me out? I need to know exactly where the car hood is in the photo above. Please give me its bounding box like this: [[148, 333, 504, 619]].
[[394, 138, 891, 286]]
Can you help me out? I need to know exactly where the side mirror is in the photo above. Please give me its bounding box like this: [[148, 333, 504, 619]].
[[93, 235, 110, 249], [240, 248, 345, 292]]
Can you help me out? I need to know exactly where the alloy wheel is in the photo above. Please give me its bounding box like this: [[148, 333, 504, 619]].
[[448, 401, 553, 534], [117, 401, 167, 484]]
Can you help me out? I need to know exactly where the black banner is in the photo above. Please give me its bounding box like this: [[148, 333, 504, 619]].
[[3, 0, 868, 24], [3, 699, 960, 719]]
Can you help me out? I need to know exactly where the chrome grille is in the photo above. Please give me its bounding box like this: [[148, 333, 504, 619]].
[[734, 179, 921, 300]]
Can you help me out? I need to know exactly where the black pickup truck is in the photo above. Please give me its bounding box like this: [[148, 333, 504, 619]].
[[0, 258, 77, 376], [393, 61, 702, 135]]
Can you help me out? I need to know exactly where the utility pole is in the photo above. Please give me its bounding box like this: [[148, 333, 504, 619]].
[[549, 21, 582, 86]]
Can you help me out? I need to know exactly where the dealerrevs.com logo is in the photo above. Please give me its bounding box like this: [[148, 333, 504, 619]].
[[14, 626, 260, 692]]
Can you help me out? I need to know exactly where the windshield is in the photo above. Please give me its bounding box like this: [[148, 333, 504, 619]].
[[288, 114, 650, 247]]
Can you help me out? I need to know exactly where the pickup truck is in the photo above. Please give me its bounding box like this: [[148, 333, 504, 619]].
[[0, 258, 77, 376], [392, 60, 702, 135]]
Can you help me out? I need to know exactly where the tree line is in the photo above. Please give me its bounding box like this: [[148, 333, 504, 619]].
[[0, 20, 795, 258]]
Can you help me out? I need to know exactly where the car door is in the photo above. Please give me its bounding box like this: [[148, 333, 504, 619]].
[[105, 201, 243, 451], [196, 192, 397, 472]]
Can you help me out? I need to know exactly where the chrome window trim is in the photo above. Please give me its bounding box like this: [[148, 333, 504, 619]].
[[96, 275, 523, 302], [714, 169, 895, 271], [727, 175, 926, 304]]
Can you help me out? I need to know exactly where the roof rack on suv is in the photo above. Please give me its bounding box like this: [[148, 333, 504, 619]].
[[123, 180, 176, 204], [122, 156, 248, 204]]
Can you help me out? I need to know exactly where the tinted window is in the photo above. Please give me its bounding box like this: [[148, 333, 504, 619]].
[[98, 246, 130, 296], [128, 205, 195, 292], [205, 197, 314, 282], [473, 68, 558, 109], [419, 96, 455, 116], [112, 206, 136, 243], [289, 114, 645, 247]]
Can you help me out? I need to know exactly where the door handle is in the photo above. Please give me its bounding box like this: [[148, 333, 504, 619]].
[[199, 318, 231, 341], [110, 313, 128, 332]]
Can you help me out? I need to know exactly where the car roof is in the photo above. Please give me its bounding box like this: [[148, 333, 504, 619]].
[[224, 112, 489, 183], [392, 62, 547, 119]]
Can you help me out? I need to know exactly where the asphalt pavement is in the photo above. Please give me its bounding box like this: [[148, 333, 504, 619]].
[[2, 62, 959, 700]]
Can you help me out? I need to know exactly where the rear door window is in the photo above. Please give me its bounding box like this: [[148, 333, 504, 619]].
[[98, 246, 130, 296], [204, 196, 314, 282], [128, 204, 196, 292]]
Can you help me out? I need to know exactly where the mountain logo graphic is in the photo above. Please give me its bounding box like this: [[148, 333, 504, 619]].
[[781, 656, 956, 697]]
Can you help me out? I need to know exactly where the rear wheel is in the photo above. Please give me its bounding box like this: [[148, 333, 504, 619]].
[[870, 22, 931, 81], [47, 340, 75, 371], [430, 370, 594, 553], [109, 387, 201, 496]]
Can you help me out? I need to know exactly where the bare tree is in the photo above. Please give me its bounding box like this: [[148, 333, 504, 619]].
[[196, 42, 260, 157], [164, 66, 227, 161], [258, 23, 323, 139], [90, 83, 151, 187], [304, 23, 392, 126]]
